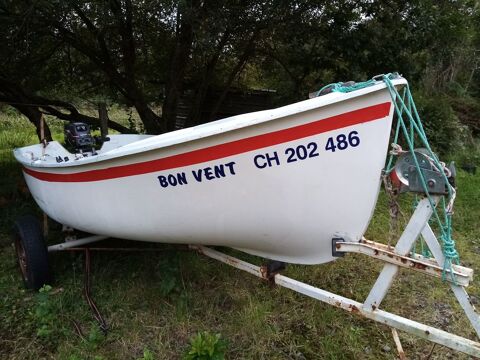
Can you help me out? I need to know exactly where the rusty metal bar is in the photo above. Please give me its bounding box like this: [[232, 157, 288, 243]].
[[335, 240, 472, 286], [84, 248, 108, 334], [191, 244, 480, 358]]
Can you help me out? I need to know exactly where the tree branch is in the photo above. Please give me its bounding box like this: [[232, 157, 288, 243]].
[[39, 102, 134, 134], [208, 30, 259, 121], [0, 76, 135, 134]]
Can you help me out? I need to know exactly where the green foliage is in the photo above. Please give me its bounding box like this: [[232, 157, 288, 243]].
[[414, 92, 463, 156], [183, 332, 228, 360], [137, 348, 155, 360], [1, 1, 479, 136], [449, 94, 480, 138], [83, 325, 105, 351], [453, 140, 480, 167], [0, 104, 20, 117], [156, 253, 189, 316], [67, 354, 84, 360], [157, 254, 182, 297], [34, 285, 57, 340]]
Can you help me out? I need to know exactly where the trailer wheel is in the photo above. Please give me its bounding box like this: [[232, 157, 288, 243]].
[[12, 215, 52, 290]]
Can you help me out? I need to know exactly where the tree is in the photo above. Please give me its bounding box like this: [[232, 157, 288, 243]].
[[0, 0, 478, 140]]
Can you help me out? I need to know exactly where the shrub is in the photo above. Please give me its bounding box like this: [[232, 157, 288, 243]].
[[413, 92, 464, 156], [453, 140, 480, 168]]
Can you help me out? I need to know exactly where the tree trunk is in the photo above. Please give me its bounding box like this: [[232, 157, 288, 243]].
[[134, 100, 165, 133], [208, 35, 257, 122], [162, 1, 199, 132], [0, 77, 52, 141], [57, 5, 164, 135], [16, 104, 53, 142], [184, 31, 231, 128]]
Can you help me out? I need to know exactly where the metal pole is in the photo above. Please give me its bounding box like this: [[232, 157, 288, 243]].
[[48, 235, 109, 252], [363, 198, 434, 311], [422, 223, 480, 337]]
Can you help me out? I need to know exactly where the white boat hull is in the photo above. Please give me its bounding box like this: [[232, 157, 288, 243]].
[[14, 79, 405, 264]]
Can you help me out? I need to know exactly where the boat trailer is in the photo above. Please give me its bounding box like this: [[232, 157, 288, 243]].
[[42, 197, 480, 358]]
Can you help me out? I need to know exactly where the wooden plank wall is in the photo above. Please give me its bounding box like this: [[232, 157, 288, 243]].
[[175, 88, 275, 129]]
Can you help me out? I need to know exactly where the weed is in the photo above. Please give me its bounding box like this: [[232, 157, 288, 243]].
[[67, 355, 83, 360], [157, 254, 182, 296], [156, 253, 189, 315], [34, 285, 57, 340], [138, 348, 155, 360], [83, 325, 105, 351], [183, 332, 228, 360]]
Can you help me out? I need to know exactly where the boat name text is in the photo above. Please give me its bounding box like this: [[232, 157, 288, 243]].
[[156, 130, 361, 188], [157, 161, 236, 188]]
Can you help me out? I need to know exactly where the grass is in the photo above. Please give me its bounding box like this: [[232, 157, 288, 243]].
[[0, 110, 479, 359]]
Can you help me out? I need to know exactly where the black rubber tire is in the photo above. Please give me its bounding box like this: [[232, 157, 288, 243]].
[[12, 215, 53, 290]]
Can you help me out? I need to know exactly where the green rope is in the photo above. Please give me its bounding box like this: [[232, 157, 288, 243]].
[[315, 79, 377, 97], [316, 74, 460, 282], [381, 74, 459, 282]]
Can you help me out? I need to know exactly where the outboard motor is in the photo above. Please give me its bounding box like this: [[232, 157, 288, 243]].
[[64, 122, 96, 154]]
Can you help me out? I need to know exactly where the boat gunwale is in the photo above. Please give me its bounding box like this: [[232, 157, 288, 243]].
[[14, 78, 407, 169]]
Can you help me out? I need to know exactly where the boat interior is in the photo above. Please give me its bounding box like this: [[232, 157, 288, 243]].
[[14, 135, 153, 167]]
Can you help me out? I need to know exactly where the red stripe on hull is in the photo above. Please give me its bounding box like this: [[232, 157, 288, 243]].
[[23, 102, 391, 182]]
